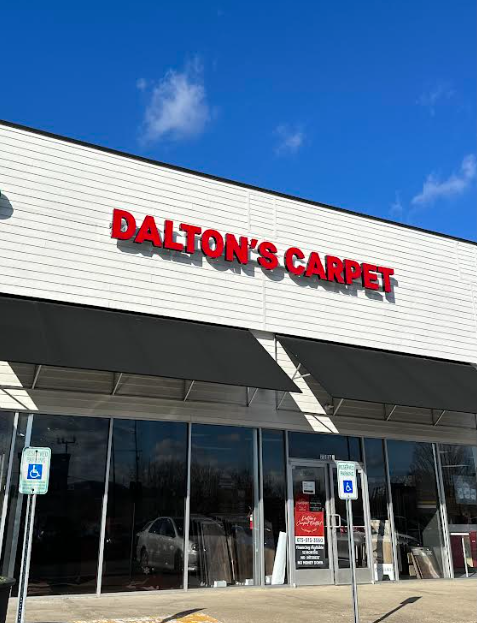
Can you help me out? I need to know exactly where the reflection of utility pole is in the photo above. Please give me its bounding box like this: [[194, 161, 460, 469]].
[[57, 437, 77, 454]]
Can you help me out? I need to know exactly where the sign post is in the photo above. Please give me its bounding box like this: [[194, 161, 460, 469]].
[[16, 447, 51, 623], [336, 461, 359, 623]]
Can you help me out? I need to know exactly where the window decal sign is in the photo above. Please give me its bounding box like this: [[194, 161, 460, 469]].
[[294, 494, 326, 568], [111, 209, 395, 293]]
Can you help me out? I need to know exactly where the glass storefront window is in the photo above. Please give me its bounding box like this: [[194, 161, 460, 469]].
[[288, 432, 362, 462], [0, 412, 19, 571], [0, 413, 14, 541], [439, 444, 477, 578], [387, 440, 445, 579], [262, 430, 287, 584], [364, 438, 394, 580], [102, 419, 188, 592], [188, 424, 257, 588], [13, 414, 110, 595]]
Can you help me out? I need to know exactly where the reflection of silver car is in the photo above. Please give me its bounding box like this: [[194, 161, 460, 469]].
[[136, 517, 198, 574], [336, 523, 366, 564]]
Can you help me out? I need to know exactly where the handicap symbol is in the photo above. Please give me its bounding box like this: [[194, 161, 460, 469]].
[[27, 464, 43, 480], [344, 480, 353, 493]]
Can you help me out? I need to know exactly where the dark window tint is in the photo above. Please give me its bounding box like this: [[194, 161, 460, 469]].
[[364, 438, 394, 579], [262, 430, 287, 584], [188, 424, 256, 588], [387, 440, 445, 579], [24, 415, 109, 595], [102, 419, 187, 592], [289, 432, 361, 462], [0, 411, 17, 574]]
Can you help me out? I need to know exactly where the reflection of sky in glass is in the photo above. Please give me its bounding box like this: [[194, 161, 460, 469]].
[[262, 430, 286, 497], [192, 424, 254, 469], [387, 440, 434, 481], [31, 414, 109, 483], [110, 419, 187, 485]]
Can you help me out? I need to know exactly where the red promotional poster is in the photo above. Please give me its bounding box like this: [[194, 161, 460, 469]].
[[294, 494, 310, 513], [294, 510, 325, 539], [294, 504, 326, 569]]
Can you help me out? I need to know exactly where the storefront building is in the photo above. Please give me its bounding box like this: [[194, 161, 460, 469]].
[[0, 119, 476, 596]]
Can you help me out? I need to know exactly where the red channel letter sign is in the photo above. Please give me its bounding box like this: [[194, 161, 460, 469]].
[[111, 209, 394, 293]]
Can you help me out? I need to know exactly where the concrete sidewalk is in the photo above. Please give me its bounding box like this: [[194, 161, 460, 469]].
[[6, 580, 477, 623]]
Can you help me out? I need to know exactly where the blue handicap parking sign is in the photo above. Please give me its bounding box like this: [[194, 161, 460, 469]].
[[27, 464, 43, 480], [343, 480, 353, 494]]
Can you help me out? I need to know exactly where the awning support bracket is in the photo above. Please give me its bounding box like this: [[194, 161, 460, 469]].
[[276, 391, 288, 410], [111, 372, 123, 396], [433, 409, 446, 426], [31, 364, 42, 389], [290, 362, 311, 381], [385, 404, 398, 421], [332, 398, 344, 416], [184, 380, 195, 401], [247, 387, 259, 407]]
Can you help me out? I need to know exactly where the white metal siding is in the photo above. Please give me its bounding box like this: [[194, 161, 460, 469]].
[[1, 123, 476, 363]]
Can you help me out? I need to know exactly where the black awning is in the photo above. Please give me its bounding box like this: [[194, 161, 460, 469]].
[[0, 295, 298, 392], [277, 335, 477, 413]]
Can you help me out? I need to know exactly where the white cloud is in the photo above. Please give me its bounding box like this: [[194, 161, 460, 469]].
[[140, 58, 210, 143], [136, 78, 147, 91], [411, 154, 476, 207], [274, 124, 304, 155], [389, 191, 404, 221], [417, 82, 455, 116]]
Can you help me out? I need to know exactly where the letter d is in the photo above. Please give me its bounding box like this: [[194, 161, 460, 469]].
[[111, 209, 136, 240]]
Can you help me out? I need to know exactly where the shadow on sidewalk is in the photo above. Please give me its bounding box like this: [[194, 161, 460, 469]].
[[161, 608, 204, 622], [372, 596, 421, 623]]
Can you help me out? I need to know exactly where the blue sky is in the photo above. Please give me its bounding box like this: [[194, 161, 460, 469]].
[[1, 1, 475, 240]]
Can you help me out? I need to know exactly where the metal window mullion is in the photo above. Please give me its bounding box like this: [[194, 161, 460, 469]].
[[183, 423, 192, 591], [257, 429, 265, 586], [0, 412, 19, 560], [96, 417, 114, 596], [360, 439, 375, 583], [383, 439, 399, 582], [6, 414, 33, 579], [253, 429, 261, 586], [433, 443, 453, 579], [284, 431, 292, 585]]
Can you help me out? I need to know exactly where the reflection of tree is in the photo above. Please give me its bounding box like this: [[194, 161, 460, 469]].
[[190, 463, 253, 515], [439, 444, 476, 524], [390, 443, 439, 545], [410, 443, 438, 506]]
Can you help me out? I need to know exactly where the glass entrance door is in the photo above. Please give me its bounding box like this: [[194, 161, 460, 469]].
[[287, 461, 334, 585], [331, 465, 374, 584]]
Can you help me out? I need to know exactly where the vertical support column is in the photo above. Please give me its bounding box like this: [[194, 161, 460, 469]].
[[257, 429, 265, 585], [6, 414, 33, 580], [383, 440, 399, 582], [252, 428, 261, 585], [0, 412, 19, 560], [433, 443, 453, 579], [183, 423, 192, 591], [360, 439, 375, 584], [284, 431, 291, 585], [96, 418, 114, 596]]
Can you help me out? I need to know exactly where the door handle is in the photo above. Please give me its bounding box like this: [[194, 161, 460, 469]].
[[330, 513, 342, 528]]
